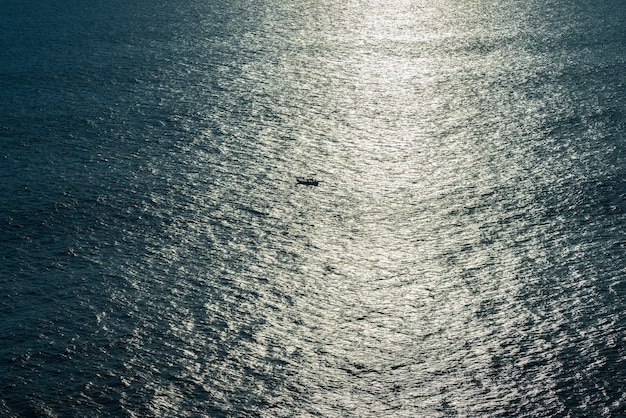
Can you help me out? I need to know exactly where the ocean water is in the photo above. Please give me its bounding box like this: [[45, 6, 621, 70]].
[[1, 0, 625, 416]]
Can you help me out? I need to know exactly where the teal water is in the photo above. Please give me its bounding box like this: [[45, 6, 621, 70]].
[[1, 0, 625, 416]]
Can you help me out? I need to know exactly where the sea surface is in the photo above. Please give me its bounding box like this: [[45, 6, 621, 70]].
[[1, 0, 625, 416]]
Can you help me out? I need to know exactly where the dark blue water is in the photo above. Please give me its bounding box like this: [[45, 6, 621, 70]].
[[2, 0, 626, 416]]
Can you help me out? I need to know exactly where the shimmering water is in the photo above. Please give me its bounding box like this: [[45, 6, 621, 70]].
[[1, 0, 625, 416]]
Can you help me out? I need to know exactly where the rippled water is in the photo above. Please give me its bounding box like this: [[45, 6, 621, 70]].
[[1, 0, 626, 416]]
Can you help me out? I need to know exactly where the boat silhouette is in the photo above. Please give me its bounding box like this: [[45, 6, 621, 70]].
[[296, 178, 320, 186]]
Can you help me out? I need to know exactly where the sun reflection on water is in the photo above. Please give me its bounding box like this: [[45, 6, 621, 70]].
[[2, 0, 623, 416]]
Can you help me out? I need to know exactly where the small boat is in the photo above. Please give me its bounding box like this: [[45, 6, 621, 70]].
[[296, 178, 320, 186]]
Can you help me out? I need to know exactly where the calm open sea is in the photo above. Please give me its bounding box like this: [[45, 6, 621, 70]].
[[1, 0, 625, 416]]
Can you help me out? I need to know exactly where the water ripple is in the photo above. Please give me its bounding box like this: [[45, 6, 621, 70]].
[[1, 0, 626, 416]]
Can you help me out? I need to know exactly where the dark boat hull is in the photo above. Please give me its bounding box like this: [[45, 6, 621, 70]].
[[296, 178, 320, 186]]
